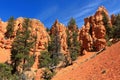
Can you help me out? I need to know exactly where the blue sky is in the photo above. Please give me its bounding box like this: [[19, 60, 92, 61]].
[[0, 0, 120, 28]]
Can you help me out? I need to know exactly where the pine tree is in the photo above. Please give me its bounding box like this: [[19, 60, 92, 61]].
[[67, 18, 78, 31], [5, 16, 15, 39], [48, 34, 60, 67], [102, 12, 113, 40], [68, 17, 76, 25], [38, 35, 60, 80], [67, 18, 81, 61], [70, 32, 81, 61], [11, 18, 36, 74], [113, 14, 120, 38]]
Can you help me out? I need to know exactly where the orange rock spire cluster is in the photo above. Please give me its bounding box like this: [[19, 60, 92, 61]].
[[79, 6, 112, 51]]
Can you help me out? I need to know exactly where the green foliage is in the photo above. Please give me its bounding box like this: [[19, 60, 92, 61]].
[[23, 55, 35, 69], [46, 27, 50, 32], [68, 17, 77, 30], [0, 63, 12, 79], [66, 30, 72, 47], [70, 32, 80, 61], [68, 18, 76, 26], [102, 13, 120, 45], [48, 35, 56, 53], [0, 63, 19, 80], [102, 12, 113, 40], [113, 14, 120, 38], [67, 18, 81, 61], [39, 34, 61, 80], [39, 51, 59, 79], [107, 41, 112, 46], [39, 46, 60, 69], [39, 51, 52, 68], [5, 16, 15, 39], [11, 18, 36, 74], [48, 35, 61, 66], [42, 68, 55, 80], [70, 49, 79, 61], [39, 34, 61, 69], [101, 12, 120, 47]]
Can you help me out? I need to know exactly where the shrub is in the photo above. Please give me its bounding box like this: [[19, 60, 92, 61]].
[[42, 68, 55, 80]]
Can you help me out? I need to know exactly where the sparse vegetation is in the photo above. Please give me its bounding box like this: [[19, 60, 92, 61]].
[[42, 68, 56, 80]]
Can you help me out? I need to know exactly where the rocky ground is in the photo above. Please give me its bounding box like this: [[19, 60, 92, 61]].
[[52, 41, 120, 80]]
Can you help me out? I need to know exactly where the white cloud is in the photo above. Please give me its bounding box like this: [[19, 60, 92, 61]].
[[62, 0, 104, 26], [110, 9, 120, 15], [36, 6, 58, 21], [74, 8, 95, 19]]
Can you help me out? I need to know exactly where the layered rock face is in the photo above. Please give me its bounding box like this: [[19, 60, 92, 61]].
[[79, 6, 111, 51]]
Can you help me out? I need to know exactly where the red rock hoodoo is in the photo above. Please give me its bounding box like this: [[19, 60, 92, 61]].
[[79, 6, 112, 51]]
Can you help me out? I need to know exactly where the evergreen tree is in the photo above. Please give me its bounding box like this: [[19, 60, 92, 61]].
[[5, 16, 15, 39], [39, 34, 61, 80], [46, 27, 50, 32], [70, 32, 81, 61], [102, 12, 114, 40], [113, 14, 120, 38], [67, 18, 81, 61], [11, 18, 36, 74], [68, 18, 77, 30], [47, 34, 60, 67]]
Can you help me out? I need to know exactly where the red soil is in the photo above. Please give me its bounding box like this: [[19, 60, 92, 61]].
[[52, 41, 120, 80]]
